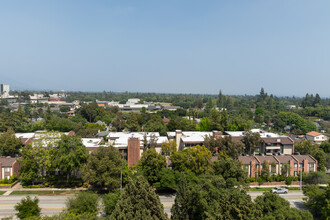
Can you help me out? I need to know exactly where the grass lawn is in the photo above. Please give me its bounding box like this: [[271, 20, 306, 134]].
[[0, 191, 6, 195], [10, 190, 66, 195]]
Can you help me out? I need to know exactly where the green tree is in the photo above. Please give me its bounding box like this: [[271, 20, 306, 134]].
[[138, 149, 166, 184], [53, 135, 88, 182], [82, 146, 124, 188], [275, 112, 317, 134], [103, 190, 121, 216], [15, 196, 41, 219], [142, 134, 158, 152], [212, 158, 247, 187], [217, 90, 224, 108], [303, 185, 329, 219], [209, 108, 221, 131], [295, 140, 326, 171], [255, 192, 313, 219], [304, 171, 328, 185], [66, 192, 99, 216], [126, 112, 141, 132], [196, 117, 211, 131], [171, 175, 189, 220], [320, 142, 330, 153], [203, 135, 221, 154], [243, 131, 262, 155], [260, 161, 270, 181], [144, 115, 167, 136], [77, 101, 98, 122], [0, 127, 23, 156], [172, 175, 257, 220], [221, 136, 245, 159], [170, 145, 212, 175], [220, 109, 229, 131], [110, 176, 168, 220], [154, 169, 178, 191], [161, 140, 177, 156], [59, 105, 71, 113], [112, 112, 125, 131], [281, 163, 290, 177], [19, 144, 40, 186]]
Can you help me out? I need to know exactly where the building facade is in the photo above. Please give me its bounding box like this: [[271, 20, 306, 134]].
[[239, 154, 317, 178]]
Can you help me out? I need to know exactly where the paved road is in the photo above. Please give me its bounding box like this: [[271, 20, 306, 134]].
[[0, 191, 306, 218], [0, 195, 72, 219]]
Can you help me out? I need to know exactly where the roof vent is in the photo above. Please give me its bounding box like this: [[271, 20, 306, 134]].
[[277, 139, 281, 142]]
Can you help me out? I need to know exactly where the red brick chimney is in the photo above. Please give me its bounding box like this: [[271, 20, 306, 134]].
[[127, 138, 140, 167], [212, 130, 222, 139]]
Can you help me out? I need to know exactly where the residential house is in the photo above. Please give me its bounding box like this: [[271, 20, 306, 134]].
[[0, 157, 21, 181], [305, 131, 328, 144]]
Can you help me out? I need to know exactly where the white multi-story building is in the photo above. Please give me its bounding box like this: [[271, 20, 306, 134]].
[[0, 84, 10, 98]]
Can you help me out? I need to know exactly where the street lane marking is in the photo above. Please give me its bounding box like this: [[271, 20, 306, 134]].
[[0, 203, 65, 206], [0, 208, 64, 211]]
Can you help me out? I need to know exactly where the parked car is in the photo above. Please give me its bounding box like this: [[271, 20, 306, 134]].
[[270, 187, 288, 194]]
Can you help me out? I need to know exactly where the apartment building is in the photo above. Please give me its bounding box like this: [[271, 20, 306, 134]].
[[239, 154, 317, 178]]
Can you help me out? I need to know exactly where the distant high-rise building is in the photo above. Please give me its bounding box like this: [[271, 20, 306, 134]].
[[0, 84, 10, 98]]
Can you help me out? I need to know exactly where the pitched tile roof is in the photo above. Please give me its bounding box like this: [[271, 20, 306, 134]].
[[0, 157, 18, 167], [306, 131, 322, 137]]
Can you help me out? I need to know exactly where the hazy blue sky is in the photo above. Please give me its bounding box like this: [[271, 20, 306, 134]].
[[1, 1, 330, 96]]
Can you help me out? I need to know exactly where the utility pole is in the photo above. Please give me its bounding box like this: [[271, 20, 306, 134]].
[[300, 165, 303, 191], [120, 170, 123, 190]]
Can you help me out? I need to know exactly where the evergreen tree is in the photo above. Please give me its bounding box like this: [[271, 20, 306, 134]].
[[313, 93, 321, 106], [171, 175, 189, 220], [110, 176, 168, 220], [217, 90, 224, 108]]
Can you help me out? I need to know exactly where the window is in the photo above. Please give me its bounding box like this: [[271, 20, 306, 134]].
[[256, 164, 259, 169], [294, 171, 298, 176], [4, 168, 10, 172], [309, 163, 314, 168], [294, 163, 298, 168], [261, 164, 263, 169], [299, 163, 303, 168]]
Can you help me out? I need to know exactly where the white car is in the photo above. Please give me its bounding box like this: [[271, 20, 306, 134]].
[[270, 187, 288, 194]]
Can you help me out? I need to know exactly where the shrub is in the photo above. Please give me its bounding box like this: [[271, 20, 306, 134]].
[[292, 176, 299, 181], [247, 177, 256, 182], [14, 196, 41, 219], [83, 183, 88, 188], [285, 176, 292, 186], [2, 177, 8, 184], [66, 192, 98, 216], [257, 178, 265, 186], [8, 173, 17, 184]]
